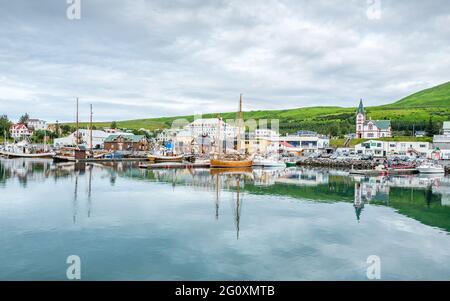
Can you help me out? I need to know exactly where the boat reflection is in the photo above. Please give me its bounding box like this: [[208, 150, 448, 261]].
[[1, 158, 450, 233]]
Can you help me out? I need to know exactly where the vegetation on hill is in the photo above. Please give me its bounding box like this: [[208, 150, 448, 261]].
[[388, 81, 450, 107], [62, 81, 450, 136]]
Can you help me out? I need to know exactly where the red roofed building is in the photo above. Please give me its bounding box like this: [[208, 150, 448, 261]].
[[10, 123, 32, 140]]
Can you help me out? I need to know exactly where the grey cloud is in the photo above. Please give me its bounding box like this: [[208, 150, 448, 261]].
[[0, 0, 449, 122]]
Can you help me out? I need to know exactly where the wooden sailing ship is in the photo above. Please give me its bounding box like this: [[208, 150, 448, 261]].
[[210, 94, 253, 168]]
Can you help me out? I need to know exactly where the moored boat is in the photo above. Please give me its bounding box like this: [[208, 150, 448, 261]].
[[210, 158, 253, 168], [252, 155, 286, 168], [418, 162, 445, 174]]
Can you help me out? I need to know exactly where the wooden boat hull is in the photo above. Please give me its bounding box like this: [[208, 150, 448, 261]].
[[210, 159, 253, 168]]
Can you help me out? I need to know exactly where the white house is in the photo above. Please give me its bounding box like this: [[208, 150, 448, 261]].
[[10, 124, 32, 140], [53, 129, 116, 149], [185, 118, 239, 141], [279, 133, 330, 154], [356, 100, 392, 139], [444, 121, 450, 136], [355, 140, 430, 157], [27, 119, 48, 131]]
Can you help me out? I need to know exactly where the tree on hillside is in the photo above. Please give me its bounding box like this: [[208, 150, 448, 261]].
[[426, 117, 438, 137], [19, 113, 30, 124], [0, 115, 12, 138], [111, 121, 118, 129]]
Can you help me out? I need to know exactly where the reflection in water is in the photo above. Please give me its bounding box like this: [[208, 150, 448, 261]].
[[2, 158, 450, 280], [1, 159, 450, 232]]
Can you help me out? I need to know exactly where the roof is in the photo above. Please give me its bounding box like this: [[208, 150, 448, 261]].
[[373, 120, 391, 129], [104, 134, 146, 143], [357, 99, 365, 115], [364, 119, 391, 129], [280, 141, 295, 148], [11, 123, 29, 130]]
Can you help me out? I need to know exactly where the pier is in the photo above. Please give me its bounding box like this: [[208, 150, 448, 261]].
[[139, 162, 211, 169]]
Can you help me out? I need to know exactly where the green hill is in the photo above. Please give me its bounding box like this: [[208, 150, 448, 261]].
[[68, 81, 450, 135], [388, 81, 450, 107]]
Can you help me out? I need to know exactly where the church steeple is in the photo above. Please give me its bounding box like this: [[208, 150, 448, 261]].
[[357, 99, 365, 115]]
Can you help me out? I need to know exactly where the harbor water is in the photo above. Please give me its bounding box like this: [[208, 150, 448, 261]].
[[1, 158, 450, 280]]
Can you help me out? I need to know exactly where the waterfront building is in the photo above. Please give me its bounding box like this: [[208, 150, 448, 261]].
[[53, 129, 113, 148], [27, 119, 48, 131], [9, 123, 33, 140], [355, 140, 430, 157], [279, 133, 330, 154], [356, 99, 392, 139], [186, 118, 239, 140], [433, 121, 450, 152], [104, 135, 149, 152]]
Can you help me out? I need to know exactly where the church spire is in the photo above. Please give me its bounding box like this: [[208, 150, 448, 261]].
[[357, 99, 365, 115]]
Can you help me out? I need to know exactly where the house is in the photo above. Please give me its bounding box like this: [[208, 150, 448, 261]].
[[27, 119, 48, 131], [415, 131, 426, 138], [10, 124, 33, 140], [433, 121, 450, 151], [53, 129, 112, 148], [356, 99, 392, 139], [355, 140, 430, 157], [104, 135, 149, 152], [444, 121, 450, 136], [280, 133, 329, 154]]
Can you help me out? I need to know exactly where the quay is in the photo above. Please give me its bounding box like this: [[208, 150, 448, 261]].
[[139, 162, 211, 169], [53, 156, 148, 163], [297, 158, 373, 170]]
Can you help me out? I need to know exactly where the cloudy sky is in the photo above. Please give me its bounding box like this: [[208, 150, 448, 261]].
[[0, 0, 449, 122]]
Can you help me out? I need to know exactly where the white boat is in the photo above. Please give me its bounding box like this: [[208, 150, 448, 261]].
[[0, 141, 55, 158], [252, 156, 286, 168], [418, 162, 445, 174]]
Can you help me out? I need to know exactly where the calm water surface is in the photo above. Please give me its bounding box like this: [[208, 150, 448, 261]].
[[1, 158, 450, 280]]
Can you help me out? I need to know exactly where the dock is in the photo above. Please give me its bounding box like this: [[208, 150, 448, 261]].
[[139, 162, 211, 169], [53, 156, 148, 163]]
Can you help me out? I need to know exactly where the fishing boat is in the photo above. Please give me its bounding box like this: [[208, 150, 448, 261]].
[[418, 162, 445, 174], [210, 94, 253, 169], [0, 141, 55, 158]]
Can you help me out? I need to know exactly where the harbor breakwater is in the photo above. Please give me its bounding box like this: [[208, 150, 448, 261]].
[[296, 158, 373, 170], [297, 158, 450, 174]]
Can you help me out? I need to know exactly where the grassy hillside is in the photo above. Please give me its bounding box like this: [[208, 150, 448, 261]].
[[388, 81, 450, 107], [65, 81, 450, 135]]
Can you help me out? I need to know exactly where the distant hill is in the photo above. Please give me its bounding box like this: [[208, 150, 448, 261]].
[[68, 81, 450, 135], [388, 81, 450, 107]]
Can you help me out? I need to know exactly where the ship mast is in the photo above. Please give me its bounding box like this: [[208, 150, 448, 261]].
[[76, 97, 79, 146], [89, 104, 93, 153], [236, 94, 243, 155]]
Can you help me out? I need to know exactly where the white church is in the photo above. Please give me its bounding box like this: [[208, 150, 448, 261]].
[[356, 99, 392, 139]]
